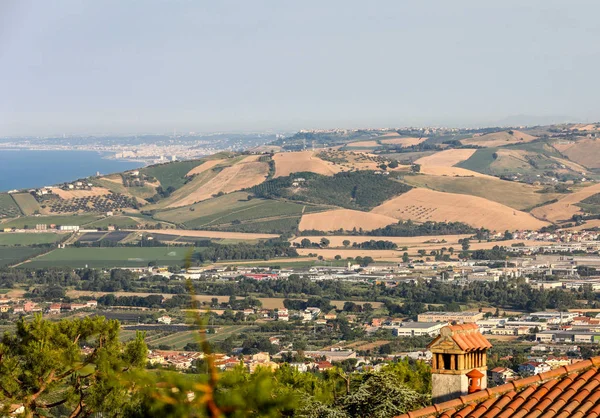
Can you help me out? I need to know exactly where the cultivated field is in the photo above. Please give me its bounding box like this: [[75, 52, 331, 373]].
[[153, 192, 253, 224], [273, 151, 341, 177], [51, 187, 111, 199], [554, 137, 600, 169], [414, 149, 477, 167], [132, 229, 279, 240], [371, 188, 549, 231], [0, 232, 65, 246], [298, 209, 398, 232], [167, 156, 269, 207], [186, 159, 225, 176], [0, 194, 21, 218], [0, 247, 44, 267], [11, 193, 41, 215], [345, 140, 379, 148], [141, 160, 205, 190], [0, 214, 103, 229], [402, 175, 561, 210], [380, 136, 427, 147], [21, 247, 195, 268], [460, 130, 537, 147], [83, 215, 148, 229], [531, 183, 600, 222], [418, 165, 493, 178]]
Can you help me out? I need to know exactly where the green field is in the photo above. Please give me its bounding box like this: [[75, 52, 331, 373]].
[[141, 325, 253, 349], [0, 233, 64, 246], [577, 193, 600, 214], [402, 175, 562, 210], [0, 194, 21, 218], [153, 192, 253, 224], [20, 246, 197, 268], [141, 160, 205, 190], [214, 216, 301, 234], [0, 214, 102, 229], [11, 193, 41, 216], [0, 247, 45, 267], [457, 141, 566, 177], [154, 192, 327, 230], [83, 216, 144, 229], [456, 147, 498, 174]]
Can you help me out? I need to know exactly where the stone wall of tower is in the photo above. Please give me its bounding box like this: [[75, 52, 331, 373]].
[[432, 373, 469, 403]]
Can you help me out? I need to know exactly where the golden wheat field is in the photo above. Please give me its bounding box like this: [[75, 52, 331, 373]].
[[371, 188, 549, 231], [273, 151, 341, 177], [298, 209, 398, 232]]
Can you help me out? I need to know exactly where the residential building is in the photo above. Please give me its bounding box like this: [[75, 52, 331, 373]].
[[490, 367, 517, 384]]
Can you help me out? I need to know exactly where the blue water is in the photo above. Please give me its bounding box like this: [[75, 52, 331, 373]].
[[0, 150, 143, 192]]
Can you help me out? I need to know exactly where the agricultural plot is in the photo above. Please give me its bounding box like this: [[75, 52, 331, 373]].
[[460, 130, 537, 147], [214, 216, 301, 234], [134, 229, 279, 240], [457, 141, 567, 178], [153, 192, 253, 224], [166, 156, 269, 208], [141, 160, 205, 190], [532, 183, 600, 222], [555, 137, 600, 169], [83, 215, 144, 229], [0, 233, 64, 246], [11, 193, 41, 215], [20, 246, 196, 268], [77, 231, 131, 243], [0, 193, 21, 218], [0, 214, 102, 229], [298, 209, 397, 232], [371, 188, 549, 232], [78, 232, 109, 242], [578, 193, 600, 214], [154, 192, 326, 232], [273, 151, 341, 177], [48, 192, 137, 214], [183, 200, 318, 229], [414, 149, 477, 167], [402, 175, 561, 210], [0, 247, 44, 267]]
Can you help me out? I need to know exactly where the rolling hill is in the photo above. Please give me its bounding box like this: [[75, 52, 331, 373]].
[[2, 122, 600, 239]]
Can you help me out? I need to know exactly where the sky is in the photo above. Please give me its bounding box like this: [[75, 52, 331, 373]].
[[1, 0, 599, 136]]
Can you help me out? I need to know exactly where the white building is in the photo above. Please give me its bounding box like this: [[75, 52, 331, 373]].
[[392, 322, 446, 337]]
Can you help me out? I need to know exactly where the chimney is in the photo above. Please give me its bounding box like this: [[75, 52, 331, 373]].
[[427, 324, 492, 403]]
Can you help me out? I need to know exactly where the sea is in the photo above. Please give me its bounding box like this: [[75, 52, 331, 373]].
[[0, 149, 144, 192]]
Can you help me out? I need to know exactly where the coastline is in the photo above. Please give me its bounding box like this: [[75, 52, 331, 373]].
[[0, 150, 145, 192]]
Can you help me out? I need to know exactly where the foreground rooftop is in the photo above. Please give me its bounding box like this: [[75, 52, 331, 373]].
[[397, 356, 600, 418]]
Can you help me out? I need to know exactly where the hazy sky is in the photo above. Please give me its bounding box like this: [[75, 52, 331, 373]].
[[1, 0, 599, 135]]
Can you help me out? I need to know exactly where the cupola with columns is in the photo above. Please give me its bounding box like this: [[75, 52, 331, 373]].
[[427, 323, 492, 403]]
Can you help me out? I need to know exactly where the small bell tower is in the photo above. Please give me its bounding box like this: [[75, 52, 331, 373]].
[[428, 323, 492, 403]]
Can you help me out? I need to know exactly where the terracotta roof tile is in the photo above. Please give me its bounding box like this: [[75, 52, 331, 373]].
[[395, 356, 600, 418]]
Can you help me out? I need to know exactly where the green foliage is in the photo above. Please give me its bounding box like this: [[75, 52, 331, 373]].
[[367, 220, 478, 237], [249, 171, 412, 210], [0, 315, 147, 417]]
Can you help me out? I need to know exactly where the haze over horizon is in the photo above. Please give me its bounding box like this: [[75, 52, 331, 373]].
[[1, 0, 599, 136]]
